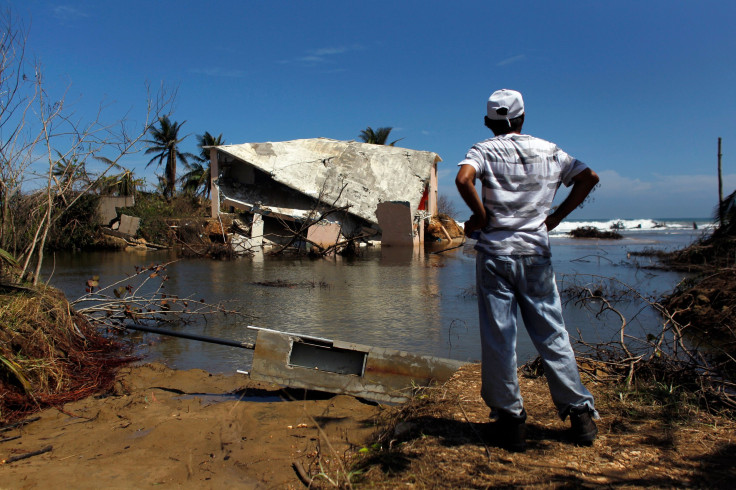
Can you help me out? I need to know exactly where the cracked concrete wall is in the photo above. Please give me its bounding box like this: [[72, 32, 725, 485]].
[[97, 196, 135, 225], [214, 138, 441, 225]]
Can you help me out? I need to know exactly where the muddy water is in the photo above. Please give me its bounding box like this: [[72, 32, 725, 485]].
[[43, 229, 701, 374]]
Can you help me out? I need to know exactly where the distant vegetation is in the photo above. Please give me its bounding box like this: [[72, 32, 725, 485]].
[[568, 226, 623, 239], [358, 126, 403, 146], [118, 193, 209, 245]]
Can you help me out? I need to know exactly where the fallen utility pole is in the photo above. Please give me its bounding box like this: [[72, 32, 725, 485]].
[[125, 324, 255, 349]]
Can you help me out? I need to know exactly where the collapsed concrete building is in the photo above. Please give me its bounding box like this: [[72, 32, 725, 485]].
[[208, 138, 441, 252]]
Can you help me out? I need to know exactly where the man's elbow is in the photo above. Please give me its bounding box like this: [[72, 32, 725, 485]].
[[455, 165, 477, 188], [578, 169, 599, 189], [455, 174, 474, 190], [589, 170, 600, 186]]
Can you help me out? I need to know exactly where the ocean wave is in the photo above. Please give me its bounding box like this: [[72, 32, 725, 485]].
[[550, 219, 714, 235]]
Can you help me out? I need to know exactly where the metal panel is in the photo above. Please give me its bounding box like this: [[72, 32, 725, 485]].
[[248, 327, 465, 404], [289, 341, 366, 375]]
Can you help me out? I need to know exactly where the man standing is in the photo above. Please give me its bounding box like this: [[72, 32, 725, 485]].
[[455, 89, 600, 452]]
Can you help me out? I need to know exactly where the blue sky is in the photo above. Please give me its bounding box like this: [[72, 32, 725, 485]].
[[13, 0, 736, 219]]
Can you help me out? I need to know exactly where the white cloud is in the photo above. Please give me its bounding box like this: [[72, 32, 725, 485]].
[[438, 168, 736, 219], [310, 47, 349, 57], [574, 169, 736, 218], [497, 54, 525, 67], [437, 168, 453, 180], [190, 67, 247, 78], [594, 170, 652, 194], [53, 5, 90, 20], [279, 45, 363, 66], [594, 170, 736, 198]]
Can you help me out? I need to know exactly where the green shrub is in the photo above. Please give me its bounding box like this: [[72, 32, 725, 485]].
[[119, 193, 208, 245], [47, 193, 102, 250]]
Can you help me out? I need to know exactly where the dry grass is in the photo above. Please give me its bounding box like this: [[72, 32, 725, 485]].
[[346, 363, 736, 488], [0, 284, 132, 423]]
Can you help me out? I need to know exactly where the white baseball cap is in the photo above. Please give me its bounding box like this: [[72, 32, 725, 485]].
[[486, 89, 524, 122]]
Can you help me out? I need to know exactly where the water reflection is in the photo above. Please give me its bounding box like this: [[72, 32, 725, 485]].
[[43, 231, 697, 374]]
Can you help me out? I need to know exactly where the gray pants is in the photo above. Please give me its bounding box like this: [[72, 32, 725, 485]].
[[476, 253, 597, 420]]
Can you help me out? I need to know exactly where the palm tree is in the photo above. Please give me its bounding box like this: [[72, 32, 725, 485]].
[[197, 131, 225, 162], [180, 131, 225, 199], [52, 152, 90, 191], [358, 126, 403, 146], [144, 116, 196, 199], [96, 169, 143, 196]]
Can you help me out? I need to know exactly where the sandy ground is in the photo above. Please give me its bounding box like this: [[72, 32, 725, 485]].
[[0, 363, 382, 489], [2, 362, 735, 488]]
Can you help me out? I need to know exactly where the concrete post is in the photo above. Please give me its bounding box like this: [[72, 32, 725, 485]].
[[251, 213, 264, 247], [429, 156, 439, 216]]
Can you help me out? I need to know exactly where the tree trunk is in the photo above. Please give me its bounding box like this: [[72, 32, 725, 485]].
[[32, 204, 52, 285], [20, 206, 45, 279], [0, 183, 7, 249], [166, 148, 177, 199]]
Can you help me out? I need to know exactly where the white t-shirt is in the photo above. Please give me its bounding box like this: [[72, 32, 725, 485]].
[[458, 133, 587, 256]]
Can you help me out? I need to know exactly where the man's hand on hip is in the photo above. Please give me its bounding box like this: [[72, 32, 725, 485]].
[[464, 213, 486, 235]]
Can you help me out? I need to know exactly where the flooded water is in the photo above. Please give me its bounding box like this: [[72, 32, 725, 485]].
[[42, 225, 706, 374]]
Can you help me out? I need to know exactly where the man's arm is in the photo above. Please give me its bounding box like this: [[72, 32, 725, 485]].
[[544, 168, 599, 231], [455, 164, 487, 235]]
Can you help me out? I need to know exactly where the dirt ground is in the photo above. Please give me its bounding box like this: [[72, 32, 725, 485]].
[[354, 364, 736, 488], [0, 363, 382, 489], [2, 363, 735, 489]]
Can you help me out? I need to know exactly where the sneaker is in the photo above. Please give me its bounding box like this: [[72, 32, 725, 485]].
[[490, 408, 527, 452], [569, 408, 597, 445]]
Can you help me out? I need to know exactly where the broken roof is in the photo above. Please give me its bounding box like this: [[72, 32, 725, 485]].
[[215, 138, 441, 225]]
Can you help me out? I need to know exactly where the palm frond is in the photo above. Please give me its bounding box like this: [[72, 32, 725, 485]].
[[0, 246, 19, 268], [0, 354, 32, 393], [359, 126, 401, 145]]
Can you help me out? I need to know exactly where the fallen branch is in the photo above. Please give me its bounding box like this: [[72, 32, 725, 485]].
[[292, 461, 312, 487], [0, 416, 40, 433], [1, 445, 52, 464], [563, 273, 735, 413], [71, 262, 244, 331]]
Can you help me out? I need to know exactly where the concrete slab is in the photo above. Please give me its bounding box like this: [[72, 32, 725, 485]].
[[97, 196, 134, 225], [307, 222, 341, 249], [376, 201, 415, 246], [248, 327, 465, 404], [118, 214, 141, 236]]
